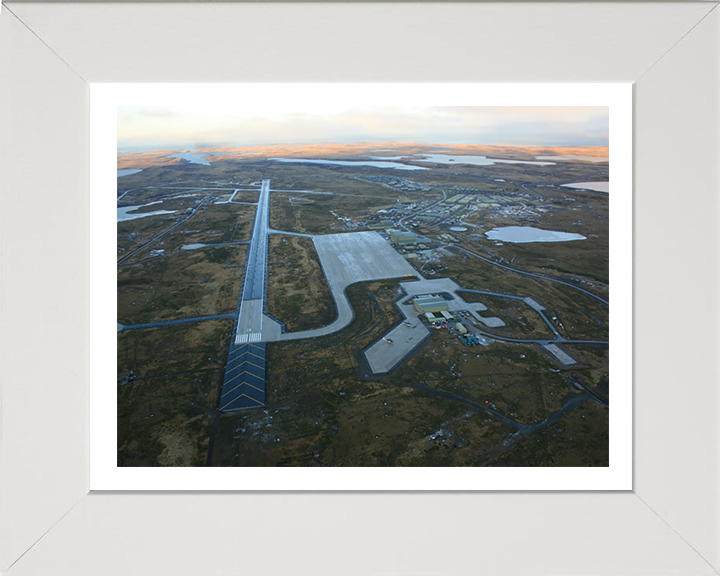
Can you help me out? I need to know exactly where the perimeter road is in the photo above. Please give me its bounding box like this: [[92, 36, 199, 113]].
[[451, 245, 609, 306]]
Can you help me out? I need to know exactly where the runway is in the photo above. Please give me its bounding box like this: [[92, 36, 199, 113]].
[[219, 179, 271, 410]]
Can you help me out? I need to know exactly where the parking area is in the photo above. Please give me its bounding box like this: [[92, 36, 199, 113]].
[[543, 343, 578, 366], [313, 231, 416, 285], [475, 316, 506, 328], [523, 297, 546, 311], [364, 301, 430, 374]]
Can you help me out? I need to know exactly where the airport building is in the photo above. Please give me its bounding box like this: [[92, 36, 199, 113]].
[[368, 219, 395, 230], [425, 312, 444, 324], [387, 228, 418, 246], [413, 294, 449, 314]]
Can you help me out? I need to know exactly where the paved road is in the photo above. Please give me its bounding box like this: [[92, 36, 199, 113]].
[[464, 326, 609, 346], [520, 183, 543, 200], [153, 186, 253, 192], [452, 245, 609, 306], [411, 381, 525, 431], [267, 189, 333, 195], [570, 375, 609, 406], [413, 381, 604, 442], [214, 188, 242, 204], [268, 229, 313, 238], [118, 313, 236, 331], [180, 241, 249, 251], [398, 189, 446, 228], [456, 274, 608, 367], [117, 192, 214, 265], [458, 288, 563, 339]]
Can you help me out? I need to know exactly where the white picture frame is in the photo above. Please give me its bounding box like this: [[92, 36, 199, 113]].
[[92, 82, 631, 491], [1, 2, 718, 574]]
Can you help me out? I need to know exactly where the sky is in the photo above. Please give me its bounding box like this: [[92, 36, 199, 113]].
[[117, 106, 609, 151]]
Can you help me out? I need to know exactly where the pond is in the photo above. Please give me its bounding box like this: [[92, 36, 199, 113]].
[[270, 158, 427, 171], [416, 153, 556, 166], [536, 155, 608, 163], [561, 181, 609, 193], [370, 153, 555, 166], [117, 169, 143, 177], [118, 201, 176, 222], [485, 226, 586, 243]]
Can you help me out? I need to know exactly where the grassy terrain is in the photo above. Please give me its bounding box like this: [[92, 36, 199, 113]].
[[458, 189, 609, 286], [457, 292, 556, 340], [117, 159, 266, 189], [210, 275, 607, 467], [117, 246, 245, 324], [117, 319, 233, 466], [211, 280, 512, 466], [119, 188, 205, 206], [491, 400, 609, 467], [440, 249, 609, 342], [269, 188, 405, 235], [118, 373, 218, 467], [118, 213, 180, 261], [561, 345, 610, 389], [406, 332, 580, 424], [117, 319, 233, 379], [266, 235, 334, 332], [156, 203, 254, 253], [118, 189, 255, 267], [119, 203, 254, 266]]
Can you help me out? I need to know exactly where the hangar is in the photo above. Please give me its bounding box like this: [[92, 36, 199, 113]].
[[412, 294, 449, 314]]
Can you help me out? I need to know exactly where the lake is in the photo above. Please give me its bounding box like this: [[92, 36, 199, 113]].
[[370, 154, 555, 167], [561, 181, 610, 193], [270, 158, 427, 171], [118, 201, 176, 222], [486, 226, 586, 243], [536, 155, 608, 163], [117, 169, 143, 177]]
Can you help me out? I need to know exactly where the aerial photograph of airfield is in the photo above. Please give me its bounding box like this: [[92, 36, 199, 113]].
[[117, 105, 610, 467]]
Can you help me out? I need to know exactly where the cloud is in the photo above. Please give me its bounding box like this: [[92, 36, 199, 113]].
[[117, 106, 609, 149]]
